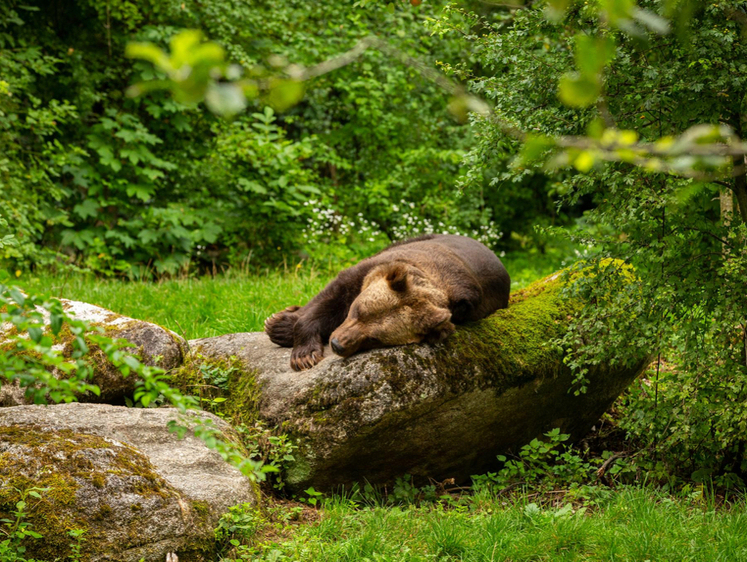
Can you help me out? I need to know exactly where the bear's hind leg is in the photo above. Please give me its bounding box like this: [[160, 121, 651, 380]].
[[264, 306, 301, 347]]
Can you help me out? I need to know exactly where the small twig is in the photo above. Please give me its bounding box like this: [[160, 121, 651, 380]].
[[105, 0, 112, 58], [496, 482, 525, 496], [170, 315, 189, 342], [596, 451, 629, 481]]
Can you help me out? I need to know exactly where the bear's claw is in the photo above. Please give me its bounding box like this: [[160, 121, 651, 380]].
[[290, 344, 324, 371], [265, 306, 301, 347]]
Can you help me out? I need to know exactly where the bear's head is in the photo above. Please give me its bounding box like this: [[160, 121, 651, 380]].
[[329, 262, 455, 358]]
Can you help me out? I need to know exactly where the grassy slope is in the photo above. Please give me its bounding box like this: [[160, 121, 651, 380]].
[[20, 269, 329, 340]]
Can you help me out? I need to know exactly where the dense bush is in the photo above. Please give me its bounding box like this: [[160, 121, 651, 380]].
[[0, 0, 568, 275]]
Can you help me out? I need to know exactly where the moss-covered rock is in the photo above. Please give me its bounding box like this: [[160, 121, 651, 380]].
[[0, 299, 188, 405], [0, 404, 259, 561], [190, 272, 651, 492], [168, 351, 261, 428]]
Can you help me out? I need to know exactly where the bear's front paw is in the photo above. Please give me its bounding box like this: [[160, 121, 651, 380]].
[[291, 342, 324, 371], [424, 320, 456, 344], [265, 306, 301, 347]]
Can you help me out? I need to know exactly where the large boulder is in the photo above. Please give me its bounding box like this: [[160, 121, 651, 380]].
[[0, 299, 187, 405], [184, 273, 650, 492], [0, 403, 258, 562]]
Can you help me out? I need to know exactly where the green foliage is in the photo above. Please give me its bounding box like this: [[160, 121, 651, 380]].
[[450, 0, 747, 485], [472, 428, 599, 491], [298, 487, 323, 508], [67, 528, 86, 562], [215, 503, 265, 547], [0, 220, 17, 255], [0, 486, 46, 562], [1, 0, 517, 275], [558, 35, 616, 108], [236, 422, 298, 492]]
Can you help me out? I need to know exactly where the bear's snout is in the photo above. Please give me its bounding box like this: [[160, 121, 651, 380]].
[[330, 338, 345, 355], [330, 319, 366, 358]]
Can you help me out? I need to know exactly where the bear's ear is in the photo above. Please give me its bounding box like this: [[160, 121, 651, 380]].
[[385, 264, 408, 293]]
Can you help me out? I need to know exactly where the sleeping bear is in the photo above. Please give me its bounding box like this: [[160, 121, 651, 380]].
[[264, 234, 511, 371]]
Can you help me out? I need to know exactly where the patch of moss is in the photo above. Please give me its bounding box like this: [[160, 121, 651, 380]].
[[223, 363, 262, 427], [94, 503, 113, 520], [385, 273, 572, 396], [284, 450, 313, 488], [169, 352, 261, 427], [91, 472, 106, 489], [192, 500, 211, 520]]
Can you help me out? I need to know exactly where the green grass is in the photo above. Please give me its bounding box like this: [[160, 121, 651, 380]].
[[19, 268, 331, 340], [227, 487, 747, 561], [18, 248, 573, 340]]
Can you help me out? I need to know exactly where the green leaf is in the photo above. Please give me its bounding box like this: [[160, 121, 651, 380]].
[[125, 42, 170, 71], [205, 83, 247, 117], [237, 178, 268, 195], [9, 288, 25, 306], [73, 199, 99, 220], [544, 0, 572, 20], [266, 80, 305, 112], [125, 184, 155, 202], [519, 134, 556, 164], [600, 0, 634, 26], [558, 73, 600, 107], [169, 29, 206, 68], [633, 8, 671, 35], [574, 35, 615, 78], [28, 327, 42, 343]]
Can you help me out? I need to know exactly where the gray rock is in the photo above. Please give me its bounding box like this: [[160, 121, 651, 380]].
[[0, 299, 188, 405], [188, 273, 649, 492], [0, 403, 257, 561]]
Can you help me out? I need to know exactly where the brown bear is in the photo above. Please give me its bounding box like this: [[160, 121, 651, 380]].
[[264, 234, 510, 371]]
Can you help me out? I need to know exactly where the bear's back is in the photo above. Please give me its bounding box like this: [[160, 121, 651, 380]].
[[375, 234, 510, 313]]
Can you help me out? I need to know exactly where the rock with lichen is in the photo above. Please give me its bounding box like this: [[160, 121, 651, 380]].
[[184, 272, 650, 492], [0, 403, 258, 562], [0, 299, 187, 405]]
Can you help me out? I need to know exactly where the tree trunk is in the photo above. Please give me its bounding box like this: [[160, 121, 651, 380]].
[[733, 155, 747, 224]]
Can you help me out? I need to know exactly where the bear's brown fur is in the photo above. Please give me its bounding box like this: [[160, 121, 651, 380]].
[[264, 234, 510, 371]]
